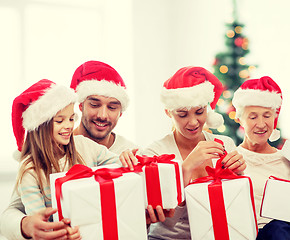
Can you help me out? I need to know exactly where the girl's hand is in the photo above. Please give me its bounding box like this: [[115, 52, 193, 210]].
[[119, 148, 139, 171], [221, 150, 246, 175], [62, 218, 82, 240]]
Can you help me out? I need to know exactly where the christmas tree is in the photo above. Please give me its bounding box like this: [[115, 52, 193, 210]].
[[212, 17, 253, 145], [212, 1, 284, 148]]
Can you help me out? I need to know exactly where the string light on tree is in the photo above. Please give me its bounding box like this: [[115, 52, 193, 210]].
[[211, 0, 256, 145]]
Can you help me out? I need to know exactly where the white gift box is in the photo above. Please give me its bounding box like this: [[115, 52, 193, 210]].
[[185, 177, 257, 240], [50, 164, 147, 240], [260, 176, 290, 222], [136, 155, 184, 209]]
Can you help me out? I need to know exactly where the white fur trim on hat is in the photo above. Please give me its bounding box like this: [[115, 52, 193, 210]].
[[232, 89, 282, 112], [205, 108, 224, 129], [160, 81, 215, 111], [23, 85, 77, 131], [76, 79, 129, 111]]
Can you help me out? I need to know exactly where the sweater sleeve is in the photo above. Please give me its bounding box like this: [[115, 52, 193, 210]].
[[75, 135, 121, 167], [18, 170, 47, 216], [0, 189, 27, 240]]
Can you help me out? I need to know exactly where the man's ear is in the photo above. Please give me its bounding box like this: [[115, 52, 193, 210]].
[[79, 103, 83, 112]]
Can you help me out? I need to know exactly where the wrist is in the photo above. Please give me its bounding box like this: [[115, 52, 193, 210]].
[[21, 216, 32, 239]]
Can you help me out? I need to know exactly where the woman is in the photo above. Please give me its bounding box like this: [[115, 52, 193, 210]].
[[141, 66, 246, 239], [232, 76, 290, 239]]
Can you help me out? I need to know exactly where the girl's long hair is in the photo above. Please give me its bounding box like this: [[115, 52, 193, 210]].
[[16, 119, 85, 198]]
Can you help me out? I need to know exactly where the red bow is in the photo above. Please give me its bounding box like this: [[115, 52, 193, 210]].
[[55, 164, 123, 221]]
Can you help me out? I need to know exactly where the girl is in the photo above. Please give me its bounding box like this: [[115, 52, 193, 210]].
[[140, 66, 246, 239], [232, 76, 290, 239], [12, 79, 126, 239]]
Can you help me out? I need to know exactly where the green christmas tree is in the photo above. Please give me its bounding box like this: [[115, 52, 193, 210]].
[[212, 18, 253, 145], [212, 2, 284, 148]]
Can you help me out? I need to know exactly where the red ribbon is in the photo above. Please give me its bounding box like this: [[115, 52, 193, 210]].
[[189, 139, 258, 239], [135, 154, 182, 208], [54, 164, 123, 240], [269, 175, 290, 183]]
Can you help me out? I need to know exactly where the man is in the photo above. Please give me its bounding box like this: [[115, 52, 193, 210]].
[[70, 60, 138, 155], [0, 60, 165, 240]]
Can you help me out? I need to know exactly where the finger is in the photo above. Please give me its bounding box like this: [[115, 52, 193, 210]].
[[62, 218, 71, 225], [155, 205, 166, 222], [132, 148, 139, 156], [147, 205, 158, 223], [220, 151, 237, 166], [119, 155, 128, 168], [41, 207, 58, 220], [68, 226, 81, 240], [223, 152, 243, 168], [34, 228, 68, 239], [37, 220, 65, 231], [164, 208, 175, 218], [127, 150, 138, 166]]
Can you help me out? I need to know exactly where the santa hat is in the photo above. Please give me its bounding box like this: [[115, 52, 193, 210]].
[[160, 66, 224, 129], [70, 60, 129, 111], [12, 79, 77, 152], [232, 76, 282, 142]]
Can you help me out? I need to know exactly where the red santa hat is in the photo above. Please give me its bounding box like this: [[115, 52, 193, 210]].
[[12, 79, 77, 152], [232, 76, 282, 142], [70, 60, 129, 111], [160, 66, 224, 129]]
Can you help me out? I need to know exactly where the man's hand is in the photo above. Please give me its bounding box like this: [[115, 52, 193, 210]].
[[21, 208, 68, 240], [146, 205, 175, 225]]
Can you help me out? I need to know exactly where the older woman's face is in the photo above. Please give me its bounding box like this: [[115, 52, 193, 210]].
[[239, 106, 276, 145]]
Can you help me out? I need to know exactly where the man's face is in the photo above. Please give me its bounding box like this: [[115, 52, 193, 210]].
[[79, 95, 122, 141]]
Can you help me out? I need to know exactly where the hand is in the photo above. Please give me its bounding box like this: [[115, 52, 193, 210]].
[[119, 148, 139, 170], [146, 205, 175, 226], [182, 140, 225, 186], [62, 219, 82, 240], [221, 150, 246, 175], [21, 207, 68, 240]]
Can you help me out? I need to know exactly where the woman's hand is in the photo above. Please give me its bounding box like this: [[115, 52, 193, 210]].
[[119, 148, 139, 171], [182, 140, 225, 186], [221, 150, 246, 175]]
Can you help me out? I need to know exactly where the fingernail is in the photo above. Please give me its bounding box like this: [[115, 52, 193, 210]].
[[221, 165, 225, 169], [221, 161, 224, 165]]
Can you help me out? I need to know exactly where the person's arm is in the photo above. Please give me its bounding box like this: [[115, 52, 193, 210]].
[[0, 189, 27, 240]]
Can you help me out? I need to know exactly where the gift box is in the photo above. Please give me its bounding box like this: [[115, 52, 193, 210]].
[[185, 159, 258, 240], [135, 154, 184, 209], [50, 164, 147, 240], [260, 176, 290, 222]]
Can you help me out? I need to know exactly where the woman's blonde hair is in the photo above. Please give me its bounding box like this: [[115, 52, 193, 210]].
[[16, 119, 85, 198]]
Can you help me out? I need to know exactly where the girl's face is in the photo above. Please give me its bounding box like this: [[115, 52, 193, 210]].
[[239, 106, 276, 146], [167, 106, 207, 141], [52, 103, 75, 146]]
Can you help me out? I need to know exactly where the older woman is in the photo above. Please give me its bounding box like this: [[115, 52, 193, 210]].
[[141, 66, 246, 239], [232, 76, 290, 239]]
